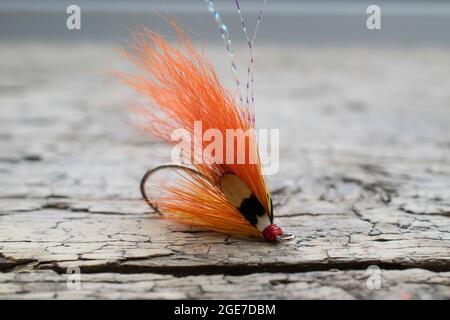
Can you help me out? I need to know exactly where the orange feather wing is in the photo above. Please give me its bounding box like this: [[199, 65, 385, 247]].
[[118, 21, 270, 238]]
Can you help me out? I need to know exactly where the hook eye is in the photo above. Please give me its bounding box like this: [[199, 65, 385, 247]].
[[276, 233, 296, 242]]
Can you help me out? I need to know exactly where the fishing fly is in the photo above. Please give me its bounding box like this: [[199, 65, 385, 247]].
[[119, 0, 294, 242]]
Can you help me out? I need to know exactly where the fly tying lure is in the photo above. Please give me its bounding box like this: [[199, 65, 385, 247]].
[[119, 0, 295, 242]]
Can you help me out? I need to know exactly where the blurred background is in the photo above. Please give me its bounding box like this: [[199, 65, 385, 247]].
[[1, 0, 449, 185], [1, 0, 450, 46]]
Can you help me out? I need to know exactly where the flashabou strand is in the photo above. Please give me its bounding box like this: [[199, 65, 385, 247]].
[[251, 0, 267, 45], [204, 0, 268, 124], [204, 0, 244, 106], [235, 0, 267, 121], [235, 0, 267, 122], [235, 0, 251, 109]]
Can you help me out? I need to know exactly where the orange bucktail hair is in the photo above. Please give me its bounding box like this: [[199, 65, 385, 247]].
[[118, 20, 273, 239]]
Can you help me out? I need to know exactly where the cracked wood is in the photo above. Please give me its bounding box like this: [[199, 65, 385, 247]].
[[0, 43, 449, 299]]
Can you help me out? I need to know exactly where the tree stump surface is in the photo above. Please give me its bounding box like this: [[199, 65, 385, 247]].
[[1, 43, 449, 299]]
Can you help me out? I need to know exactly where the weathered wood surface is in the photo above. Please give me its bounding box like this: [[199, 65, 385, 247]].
[[1, 43, 449, 299]]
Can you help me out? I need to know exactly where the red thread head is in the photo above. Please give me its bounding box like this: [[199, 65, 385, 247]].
[[262, 224, 283, 242]]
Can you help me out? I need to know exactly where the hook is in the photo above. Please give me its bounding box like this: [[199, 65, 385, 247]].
[[140, 163, 205, 215]]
